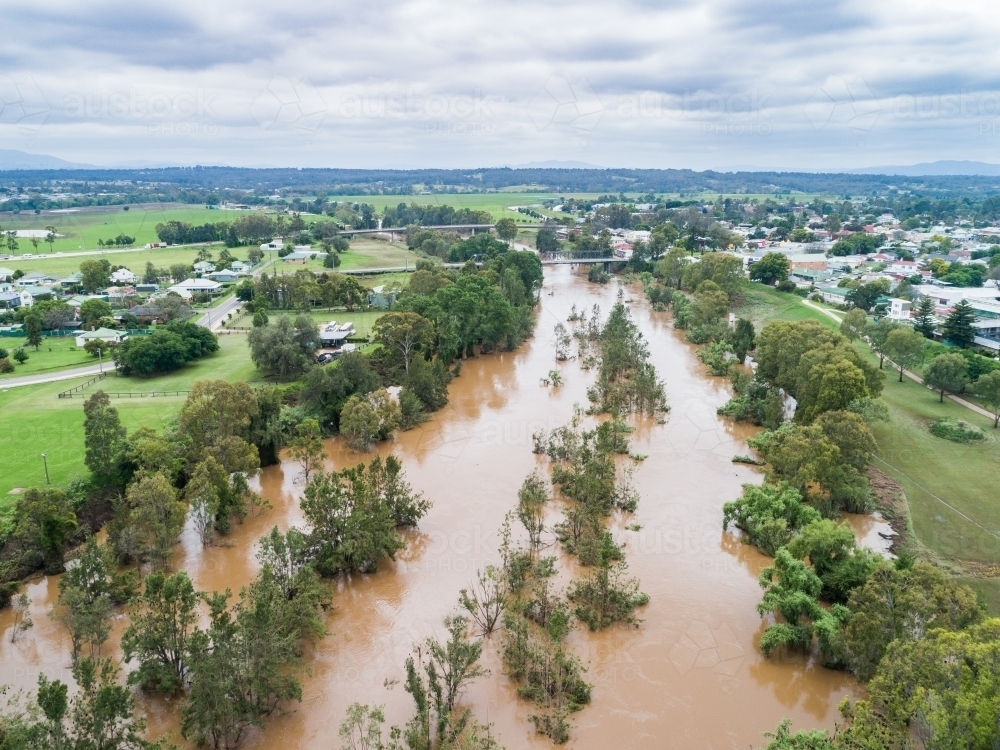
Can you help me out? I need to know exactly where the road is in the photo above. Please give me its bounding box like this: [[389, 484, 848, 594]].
[[800, 298, 995, 421], [1, 297, 239, 390]]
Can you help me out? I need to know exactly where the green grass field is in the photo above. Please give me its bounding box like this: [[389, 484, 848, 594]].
[[2, 245, 220, 278], [0, 336, 95, 379], [0, 204, 227, 254], [0, 334, 260, 507]]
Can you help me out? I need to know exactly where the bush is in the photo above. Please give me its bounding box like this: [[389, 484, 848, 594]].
[[12, 348, 28, 364], [0, 357, 13, 373], [929, 417, 987, 443], [587, 265, 610, 284], [776, 279, 797, 293]]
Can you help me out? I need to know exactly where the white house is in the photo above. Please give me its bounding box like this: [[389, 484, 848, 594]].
[[886, 298, 912, 321], [110, 268, 137, 284], [75, 327, 126, 347], [169, 278, 222, 298], [193, 261, 216, 274], [0, 289, 33, 309]]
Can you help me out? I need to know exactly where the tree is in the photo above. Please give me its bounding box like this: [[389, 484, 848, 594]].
[[339, 389, 400, 451], [835, 562, 982, 681], [24, 312, 43, 350], [15, 487, 77, 574], [846, 279, 890, 312], [535, 227, 560, 254], [749, 252, 790, 285], [80, 298, 113, 327], [731, 318, 756, 363], [45, 225, 57, 252], [79, 259, 111, 294], [883, 326, 925, 383], [83, 390, 127, 484], [839, 308, 867, 341], [923, 352, 969, 402], [942, 299, 977, 348], [247, 316, 312, 379], [143, 262, 158, 285], [122, 570, 199, 695], [723, 483, 821, 556], [299, 455, 428, 575], [864, 318, 899, 369], [288, 418, 325, 483], [372, 311, 433, 374], [912, 295, 936, 338], [974, 370, 1000, 428], [52, 537, 134, 664], [126, 471, 186, 569], [494, 217, 518, 243]]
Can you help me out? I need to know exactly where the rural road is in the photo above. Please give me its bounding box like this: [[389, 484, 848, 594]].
[[1, 298, 240, 390], [800, 298, 995, 421]]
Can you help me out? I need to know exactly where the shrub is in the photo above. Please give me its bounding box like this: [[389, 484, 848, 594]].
[[929, 417, 988, 443], [0, 357, 13, 373], [12, 348, 28, 364]]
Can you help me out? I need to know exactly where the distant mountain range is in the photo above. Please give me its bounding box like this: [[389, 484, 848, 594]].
[[846, 160, 1000, 176], [501, 160, 606, 169], [0, 149, 95, 170]]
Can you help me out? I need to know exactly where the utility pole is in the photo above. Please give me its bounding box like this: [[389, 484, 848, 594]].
[[41, 453, 50, 484]]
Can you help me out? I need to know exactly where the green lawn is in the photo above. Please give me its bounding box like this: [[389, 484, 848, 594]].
[[0, 334, 260, 508], [0, 336, 95, 379], [734, 283, 835, 327]]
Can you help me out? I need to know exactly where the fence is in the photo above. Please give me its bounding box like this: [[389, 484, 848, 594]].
[[57, 372, 106, 398], [60, 388, 191, 399]]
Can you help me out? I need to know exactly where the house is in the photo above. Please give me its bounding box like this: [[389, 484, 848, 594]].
[[169, 278, 222, 298], [19, 271, 57, 285], [110, 268, 137, 284], [816, 285, 849, 305], [886, 298, 912, 321], [890, 260, 919, 274], [0, 267, 16, 281], [229, 261, 250, 273], [60, 271, 84, 287], [193, 261, 216, 275], [914, 285, 1000, 315], [105, 286, 137, 305], [0, 290, 33, 308], [260, 240, 283, 252], [281, 248, 319, 262], [207, 270, 241, 283], [136, 283, 159, 293], [75, 327, 126, 348], [368, 285, 397, 309], [318, 321, 356, 348]]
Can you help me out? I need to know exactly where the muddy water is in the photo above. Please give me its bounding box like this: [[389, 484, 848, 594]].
[[0, 266, 862, 748]]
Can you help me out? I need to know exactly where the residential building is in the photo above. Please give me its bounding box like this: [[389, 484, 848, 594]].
[[193, 261, 216, 274], [207, 270, 241, 283], [0, 290, 33, 308], [816, 285, 849, 305], [75, 327, 127, 347], [886, 298, 912, 321], [318, 321, 356, 348], [368, 285, 397, 309], [110, 268, 137, 284], [169, 278, 222, 298]]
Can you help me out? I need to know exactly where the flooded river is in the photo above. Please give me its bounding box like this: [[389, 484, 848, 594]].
[[0, 266, 863, 748]]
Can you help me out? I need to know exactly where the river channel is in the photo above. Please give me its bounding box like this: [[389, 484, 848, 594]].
[[0, 265, 866, 748]]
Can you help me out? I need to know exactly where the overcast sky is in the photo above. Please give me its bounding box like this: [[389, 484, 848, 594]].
[[2, 0, 999, 170]]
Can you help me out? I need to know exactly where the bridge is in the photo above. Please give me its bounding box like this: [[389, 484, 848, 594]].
[[337, 223, 549, 238], [338, 254, 625, 276]]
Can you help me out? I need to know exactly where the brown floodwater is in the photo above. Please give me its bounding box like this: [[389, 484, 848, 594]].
[[0, 266, 863, 748]]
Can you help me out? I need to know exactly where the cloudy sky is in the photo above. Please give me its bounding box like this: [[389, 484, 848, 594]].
[[2, 0, 999, 170]]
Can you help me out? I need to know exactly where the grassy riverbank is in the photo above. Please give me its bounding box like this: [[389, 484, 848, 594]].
[[736, 282, 1000, 611]]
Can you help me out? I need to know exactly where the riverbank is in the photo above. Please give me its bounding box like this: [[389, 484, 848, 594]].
[[734, 282, 1000, 614]]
